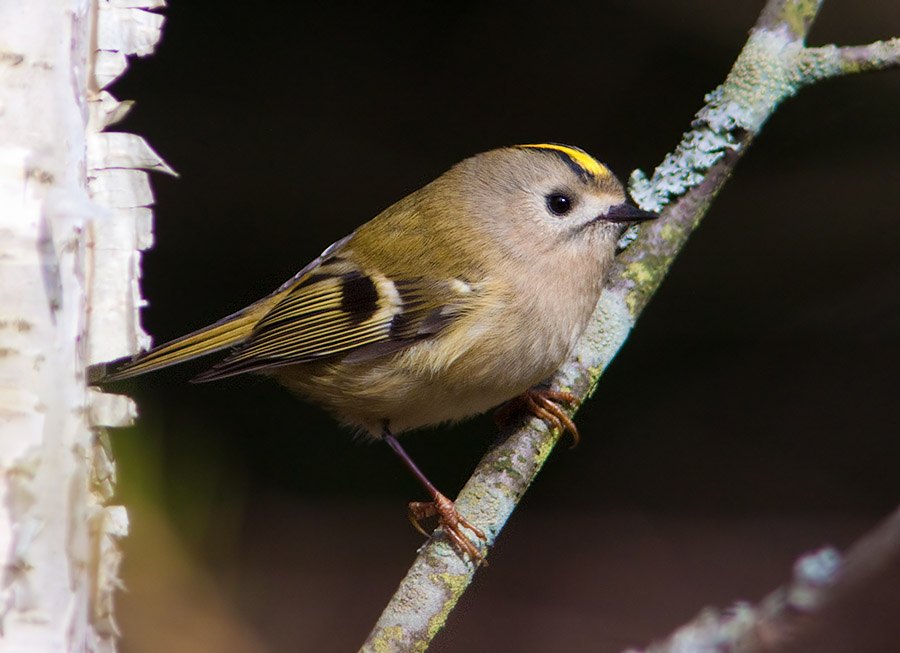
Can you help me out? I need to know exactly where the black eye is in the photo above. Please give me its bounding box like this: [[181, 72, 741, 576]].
[[546, 193, 573, 216]]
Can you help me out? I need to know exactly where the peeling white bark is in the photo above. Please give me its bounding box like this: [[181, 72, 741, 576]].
[[0, 1, 167, 650]]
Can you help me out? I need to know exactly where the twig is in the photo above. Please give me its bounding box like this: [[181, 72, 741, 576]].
[[360, 1, 900, 650], [627, 507, 900, 652]]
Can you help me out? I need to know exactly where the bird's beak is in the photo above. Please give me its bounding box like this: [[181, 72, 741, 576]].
[[601, 203, 659, 224]]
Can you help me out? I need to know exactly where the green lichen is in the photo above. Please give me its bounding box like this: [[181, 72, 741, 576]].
[[625, 261, 654, 285], [532, 429, 558, 463], [777, 0, 819, 39], [659, 223, 680, 241], [425, 572, 470, 643], [370, 625, 404, 653], [623, 253, 675, 317], [489, 453, 524, 483], [433, 571, 469, 594]]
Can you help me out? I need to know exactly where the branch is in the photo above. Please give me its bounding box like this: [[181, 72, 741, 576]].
[[804, 38, 900, 81], [360, 1, 900, 650], [626, 508, 900, 652]]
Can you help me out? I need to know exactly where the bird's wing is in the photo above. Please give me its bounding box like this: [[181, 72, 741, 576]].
[[191, 255, 471, 381], [93, 234, 353, 383]]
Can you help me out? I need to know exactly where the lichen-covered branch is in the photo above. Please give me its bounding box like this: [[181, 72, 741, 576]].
[[805, 38, 900, 80], [360, 1, 900, 650], [627, 508, 900, 652]]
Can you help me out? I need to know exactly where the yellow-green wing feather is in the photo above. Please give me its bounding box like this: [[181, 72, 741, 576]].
[[91, 300, 276, 383], [91, 206, 477, 386], [91, 235, 353, 383], [193, 260, 466, 381]]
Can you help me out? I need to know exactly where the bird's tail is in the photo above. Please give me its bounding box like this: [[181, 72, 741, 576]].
[[88, 303, 270, 385]]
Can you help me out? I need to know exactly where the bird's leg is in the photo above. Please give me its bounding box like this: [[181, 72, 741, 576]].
[[382, 427, 487, 564], [495, 387, 580, 447]]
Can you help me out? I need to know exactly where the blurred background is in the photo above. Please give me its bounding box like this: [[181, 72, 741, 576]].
[[105, 1, 900, 651]]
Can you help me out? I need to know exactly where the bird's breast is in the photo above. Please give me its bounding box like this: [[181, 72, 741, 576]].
[[275, 250, 609, 436]]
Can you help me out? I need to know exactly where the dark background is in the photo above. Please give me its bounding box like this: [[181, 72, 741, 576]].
[[105, 2, 900, 652]]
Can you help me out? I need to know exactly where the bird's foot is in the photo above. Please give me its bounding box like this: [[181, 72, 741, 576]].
[[409, 491, 487, 565], [495, 387, 580, 446]]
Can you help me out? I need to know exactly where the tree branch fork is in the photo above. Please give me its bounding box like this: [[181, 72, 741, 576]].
[[362, 1, 899, 650]]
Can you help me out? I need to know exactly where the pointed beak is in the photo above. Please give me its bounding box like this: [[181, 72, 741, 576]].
[[601, 203, 659, 224]]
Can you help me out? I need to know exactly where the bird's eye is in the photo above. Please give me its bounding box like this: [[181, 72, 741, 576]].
[[546, 193, 573, 216]]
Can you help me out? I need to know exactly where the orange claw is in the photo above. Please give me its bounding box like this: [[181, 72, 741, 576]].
[[383, 431, 488, 565], [409, 492, 488, 565], [496, 387, 580, 447]]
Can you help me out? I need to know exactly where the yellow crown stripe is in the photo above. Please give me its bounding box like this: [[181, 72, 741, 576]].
[[516, 143, 610, 178]]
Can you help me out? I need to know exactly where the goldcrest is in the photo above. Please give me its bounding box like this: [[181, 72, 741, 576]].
[[92, 143, 657, 562]]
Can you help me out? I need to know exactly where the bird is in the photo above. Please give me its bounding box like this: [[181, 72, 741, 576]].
[[90, 143, 657, 563]]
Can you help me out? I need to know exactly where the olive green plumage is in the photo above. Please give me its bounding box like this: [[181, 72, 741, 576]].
[[93, 144, 656, 435]]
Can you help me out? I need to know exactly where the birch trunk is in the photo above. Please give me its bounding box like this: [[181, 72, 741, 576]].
[[0, 1, 167, 650]]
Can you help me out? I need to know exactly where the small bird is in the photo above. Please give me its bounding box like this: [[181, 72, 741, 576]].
[[91, 143, 657, 563]]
